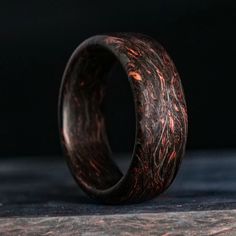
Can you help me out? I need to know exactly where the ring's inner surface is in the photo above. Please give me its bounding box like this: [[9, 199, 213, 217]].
[[61, 45, 135, 190], [101, 59, 136, 174]]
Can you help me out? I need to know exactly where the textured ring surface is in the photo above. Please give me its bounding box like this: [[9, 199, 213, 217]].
[[58, 33, 188, 204]]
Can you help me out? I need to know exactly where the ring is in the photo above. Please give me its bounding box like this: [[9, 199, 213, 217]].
[[58, 33, 188, 204]]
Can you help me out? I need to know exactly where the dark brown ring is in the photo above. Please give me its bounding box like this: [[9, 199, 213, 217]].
[[58, 33, 188, 204]]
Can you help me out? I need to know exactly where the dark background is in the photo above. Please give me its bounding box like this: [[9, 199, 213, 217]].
[[0, 0, 235, 156]]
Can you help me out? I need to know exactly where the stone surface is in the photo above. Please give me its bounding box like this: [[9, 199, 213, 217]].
[[1, 210, 236, 236], [0, 150, 236, 235]]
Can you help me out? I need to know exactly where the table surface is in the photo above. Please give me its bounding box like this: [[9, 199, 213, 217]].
[[0, 150, 236, 235]]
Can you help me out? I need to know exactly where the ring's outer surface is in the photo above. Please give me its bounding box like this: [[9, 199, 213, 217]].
[[59, 33, 188, 204]]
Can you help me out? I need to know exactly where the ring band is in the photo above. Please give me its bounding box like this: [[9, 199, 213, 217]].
[[58, 33, 188, 204]]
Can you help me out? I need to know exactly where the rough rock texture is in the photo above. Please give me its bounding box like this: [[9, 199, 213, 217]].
[[0, 151, 236, 235]]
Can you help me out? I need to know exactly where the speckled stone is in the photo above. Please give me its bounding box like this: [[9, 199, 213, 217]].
[[0, 150, 236, 235]]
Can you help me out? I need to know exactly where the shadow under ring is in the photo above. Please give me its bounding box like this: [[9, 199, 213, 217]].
[[58, 33, 188, 204]]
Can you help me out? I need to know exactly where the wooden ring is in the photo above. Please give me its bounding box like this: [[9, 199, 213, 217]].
[[58, 33, 188, 204]]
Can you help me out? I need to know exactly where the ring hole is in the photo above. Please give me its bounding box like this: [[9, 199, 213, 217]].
[[101, 62, 136, 174], [61, 45, 136, 190]]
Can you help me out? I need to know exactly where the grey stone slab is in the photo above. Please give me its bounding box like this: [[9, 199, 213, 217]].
[[0, 150, 236, 235], [1, 210, 236, 236]]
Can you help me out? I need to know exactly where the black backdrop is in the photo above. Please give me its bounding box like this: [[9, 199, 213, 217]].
[[0, 0, 235, 156]]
